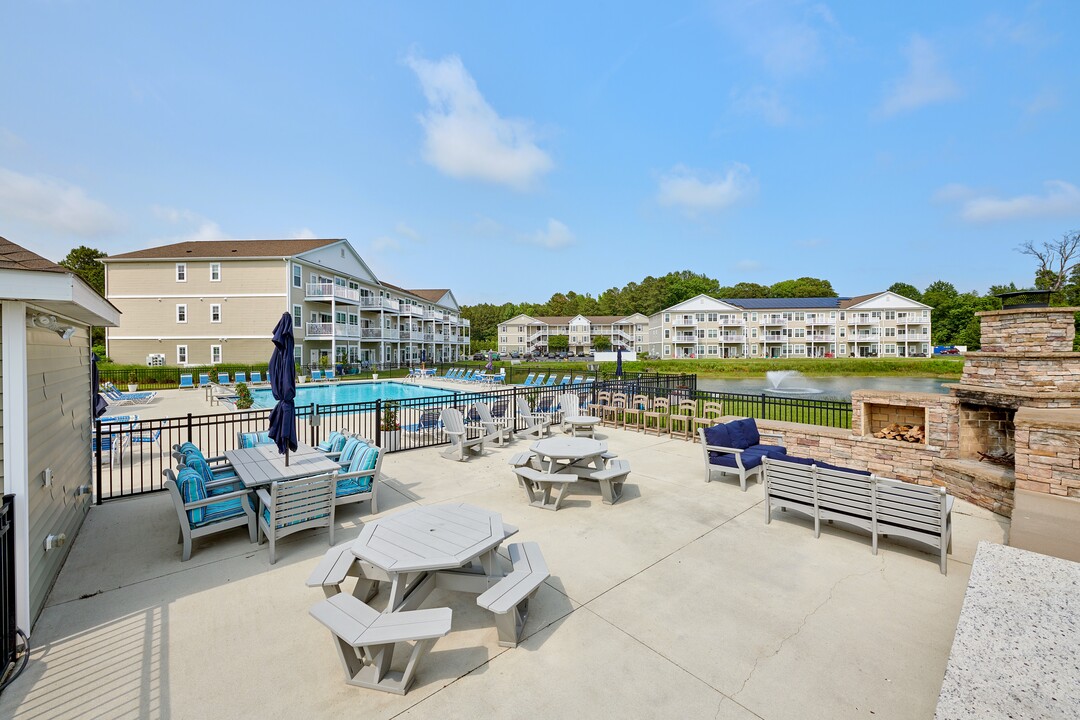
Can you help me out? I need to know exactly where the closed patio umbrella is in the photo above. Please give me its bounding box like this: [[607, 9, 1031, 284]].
[[268, 312, 298, 465], [91, 352, 108, 419], [615, 347, 623, 379]]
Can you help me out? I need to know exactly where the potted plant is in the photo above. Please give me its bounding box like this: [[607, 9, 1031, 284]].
[[379, 400, 401, 451], [234, 382, 253, 410], [127, 371, 139, 393]]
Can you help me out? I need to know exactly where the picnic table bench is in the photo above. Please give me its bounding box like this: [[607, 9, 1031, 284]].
[[476, 542, 549, 647]]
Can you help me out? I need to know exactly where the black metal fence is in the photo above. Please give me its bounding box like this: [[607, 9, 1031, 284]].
[[0, 494, 16, 682], [94, 374, 848, 502]]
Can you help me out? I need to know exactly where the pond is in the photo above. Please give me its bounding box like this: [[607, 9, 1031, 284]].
[[696, 375, 956, 402]]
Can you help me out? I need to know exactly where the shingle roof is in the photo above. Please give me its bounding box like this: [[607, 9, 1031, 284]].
[[838, 293, 881, 308], [724, 297, 849, 309], [0, 236, 68, 273], [408, 289, 451, 303], [529, 315, 634, 325], [105, 238, 341, 260]]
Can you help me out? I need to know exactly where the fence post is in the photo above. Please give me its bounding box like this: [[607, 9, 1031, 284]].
[[186, 413, 193, 444], [374, 399, 382, 447], [95, 420, 103, 505], [760, 393, 766, 420]]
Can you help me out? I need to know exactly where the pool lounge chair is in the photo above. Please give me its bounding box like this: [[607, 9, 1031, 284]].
[[572, 376, 584, 385], [198, 373, 212, 387], [234, 372, 248, 385], [461, 370, 475, 383], [179, 374, 195, 390], [558, 375, 571, 386], [216, 372, 231, 385], [103, 388, 158, 406], [404, 410, 443, 434], [250, 371, 265, 385], [521, 372, 536, 386], [542, 376, 557, 387], [324, 369, 336, 381], [92, 432, 130, 466], [531, 373, 547, 387], [311, 370, 323, 381]]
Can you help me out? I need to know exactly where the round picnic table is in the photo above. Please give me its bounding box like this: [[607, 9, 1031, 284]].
[[564, 415, 601, 437], [530, 436, 608, 475]]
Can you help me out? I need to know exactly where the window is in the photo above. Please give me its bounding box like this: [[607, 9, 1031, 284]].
[[211, 345, 222, 364], [885, 310, 895, 320], [707, 313, 718, 322], [872, 311, 882, 319], [751, 345, 759, 355], [663, 345, 671, 356], [210, 263, 221, 281], [840, 312, 845, 320], [664, 329, 670, 339], [830, 311, 836, 319], [176, 263, 186, 282], [697, 329, 705, 338], [751, 312, 757, 322], [176, 304, 187, 323], [708, 345, 718, 355], [884, 344, 896, 354], [210, 304, 221, 323], [794, 312, 804, 321], [293, 265, 302, 288], [664, 314, 670, 323], [885, 327, 896, 337], [293, 305, 302, 327], [177, 345, 187, 364], [696, 313, 705, 322], [708, 328, 718, 338], [751, 327, 758, 338]]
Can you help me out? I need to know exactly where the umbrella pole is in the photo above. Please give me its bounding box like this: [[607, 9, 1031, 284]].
[[285, 447, 290, 467]]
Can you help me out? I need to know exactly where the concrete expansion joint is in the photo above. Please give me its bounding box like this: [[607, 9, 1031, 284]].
[[731, 563, 883, 700]]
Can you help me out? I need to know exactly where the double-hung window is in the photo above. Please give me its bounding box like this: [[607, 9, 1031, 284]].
[[210, 304, 221, 323], [176, 304, 187, 323], [176, 263, 186, 282]]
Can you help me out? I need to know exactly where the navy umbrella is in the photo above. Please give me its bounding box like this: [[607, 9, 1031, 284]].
[[615, 347, 623, 379], [90, 352, 108, 419], [268, 312, 298, 465]]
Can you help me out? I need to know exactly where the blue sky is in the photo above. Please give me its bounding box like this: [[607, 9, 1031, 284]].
[[4, 1, 1079, 304]]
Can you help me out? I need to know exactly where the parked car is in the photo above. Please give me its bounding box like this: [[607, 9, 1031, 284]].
[[472, 352, 485, 361], [576, 352, 586, 357], [509, 352, 520, 359]]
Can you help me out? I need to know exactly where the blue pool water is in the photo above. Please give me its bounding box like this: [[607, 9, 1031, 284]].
[[251, 381, 455, 408]]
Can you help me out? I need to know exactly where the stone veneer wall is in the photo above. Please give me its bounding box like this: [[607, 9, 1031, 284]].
[[977, 307, 1077, 353], [1014, 407, 1080, 499], [959, 354, 1080, 395], [851, 390, 959, 452]]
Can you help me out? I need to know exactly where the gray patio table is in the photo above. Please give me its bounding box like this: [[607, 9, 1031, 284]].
[[224, 442, 341, 489], [564, 415, 601, 437], [351, 503, 516, 613], [530, 436, 608, 476]]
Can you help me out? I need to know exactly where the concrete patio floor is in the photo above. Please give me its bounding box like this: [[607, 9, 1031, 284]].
[[1, 425, 1009, 720]]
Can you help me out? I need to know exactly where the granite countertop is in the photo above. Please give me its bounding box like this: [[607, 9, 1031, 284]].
[[936, 541, 1080, 719]]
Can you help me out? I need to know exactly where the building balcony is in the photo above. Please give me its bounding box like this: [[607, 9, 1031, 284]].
[[358, 296, 399, 312], [760, 316, 786, 326], [360, 327, 398, 340], [305, 283, 360, 304], [848, 315, 877, 325], [424, 310, 445, 322], [671, 318, 697, 328], [672, 334, 698, 343], [400, 304, 424, 317], [305, 322, 361, 338], [422, 333, 435, 342], [763, 333, 785, 342], [809, 334, 836, 342], [719, 335, 746, 343]]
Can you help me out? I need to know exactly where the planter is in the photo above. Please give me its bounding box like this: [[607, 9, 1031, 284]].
[[128, 384, 138, 392], [372, 373, 379, 381], [380, 430, 401, 452]]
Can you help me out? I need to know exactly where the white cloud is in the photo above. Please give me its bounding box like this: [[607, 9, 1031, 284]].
[[657, 163, 756, 213], [1024, 88, 1059, 117], [954, 181, 1080, 223], [405, 53, 552, 189], [521, 219, 574, 250], [982, 13, 1058, 50], [731, 86, 792, 126], [371, 236, 401, 252], [0, 166, 123, 237], [713, 0, 842, 77], [290, 227, 318, 239], [150, 205, 226, 243], [394, 222, 421, 241], [876, 35, 959, 118]]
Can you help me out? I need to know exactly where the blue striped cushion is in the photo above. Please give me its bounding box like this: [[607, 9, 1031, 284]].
[[193, 497, 246, 527], [317, 431, 347, 453], [348, 446, 379, 474], [336, 477, 371, 496], [338, 437, 368, 466], [239, 431, 272, 448], [261, 505, 329, 529], [177, 467, 208, 525]]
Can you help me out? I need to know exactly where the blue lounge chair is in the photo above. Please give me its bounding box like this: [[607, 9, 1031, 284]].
[[179, 374, 194, 390], [103, 388, 158, 406], [558, 375, 571, 386], [217, 372, 231, 385], [198, 373, 211, 387], [461, 370, 475, 382], [521, 372, 536, 386], [234, 372, 247, 385], [250, 371, 264, 384], [404, 410, 443, 434], [324, 369, 336, 381], [133, 428, 162, 447], [311, 370, 323, 381], [543, 376, 557, 387], [449, 368, 462, 380], [573, 376, 584, 385], [532, 373, 547, 387], [583, 377, 595, 386]]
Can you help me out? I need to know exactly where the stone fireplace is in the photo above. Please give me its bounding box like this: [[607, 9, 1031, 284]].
[[957, 403, 1015, 462]]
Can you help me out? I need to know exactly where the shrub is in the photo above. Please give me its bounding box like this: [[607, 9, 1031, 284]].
[[380, 401, 400, 431], [235, 382, 253, 410]]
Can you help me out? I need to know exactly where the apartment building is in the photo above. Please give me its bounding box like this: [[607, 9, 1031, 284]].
[[497, 313, 651, 356], [648, 292, 932, 359], [102, 239, 470, 366]]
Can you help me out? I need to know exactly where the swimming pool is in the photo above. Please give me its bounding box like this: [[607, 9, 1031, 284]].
[[250, 381, 455, 408]]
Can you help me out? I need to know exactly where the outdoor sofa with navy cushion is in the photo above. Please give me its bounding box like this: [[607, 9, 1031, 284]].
[[698, 418, 786, 490], [762, 454, 953, 574]]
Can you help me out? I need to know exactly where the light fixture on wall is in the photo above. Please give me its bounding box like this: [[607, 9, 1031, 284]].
[[27, 313, 76, 339]]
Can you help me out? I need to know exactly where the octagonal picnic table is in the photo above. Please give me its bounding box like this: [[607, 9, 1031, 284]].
[[352, 503, 516, 612], [530, 436, 609, 476]]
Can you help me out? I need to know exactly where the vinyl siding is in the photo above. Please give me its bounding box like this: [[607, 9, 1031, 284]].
[[107, 338, 276, 366], [106, 259, 285, 296], [107, 296, 282, 337], [25, 325, 93, 623]]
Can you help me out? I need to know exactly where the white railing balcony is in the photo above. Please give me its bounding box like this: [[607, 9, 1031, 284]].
[[399, 330, 413, 340], [359, 296, 399, 312], [335, 323, 360, 338], [426, 311, 445, 322], [461, 318, 470, 327], [423, 333, 434, 342], [809, 334, 836, 342], [760, 316, 786, 326], [306, 322, 333, 337], [717, 316, 745, 326], [400, 304, 423, 316], [445, 313, 459, 324], [896, 315, 929, 324], [849, 314, 877, 325], [433, 333, 445, 342], [305, 283, 360, 303], [720, 334, 746, 342], [361, 327, 399, 340], [529, 331, 546, 343], [673, 334, 697, 343], [854, 332, 879, 340], [671, 317, 697, 327], [763, 333, 784, 342], [460, 335, 470, 344]]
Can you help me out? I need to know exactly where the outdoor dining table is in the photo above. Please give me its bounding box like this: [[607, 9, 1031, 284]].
[[351, 503, 516, 613], [530, 436, 608, 476], [224, 441, 341, 489], [564, 415, 601, 437]]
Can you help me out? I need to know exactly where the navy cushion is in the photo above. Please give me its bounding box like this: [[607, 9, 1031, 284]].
[[727, 418, 760, 449], [766, 454, 870, 476], [710, 445, 787, 469], [703, 423, 732, 449]]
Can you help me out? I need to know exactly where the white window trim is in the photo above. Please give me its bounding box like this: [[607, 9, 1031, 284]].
[[210, 304, 222, 323], [176, 263, 187, 282], [210, 263, 221, 282], [176, 304, 187, 323], [177, 344, 188, 364], [292, 265, 302, 288], [210, 344, 222, 364]]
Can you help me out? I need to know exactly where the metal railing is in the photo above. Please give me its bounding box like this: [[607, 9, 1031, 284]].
[[0, 494, 16, 682]]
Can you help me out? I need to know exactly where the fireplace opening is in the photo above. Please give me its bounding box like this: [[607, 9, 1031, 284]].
[[959, 403, 1015, 465]]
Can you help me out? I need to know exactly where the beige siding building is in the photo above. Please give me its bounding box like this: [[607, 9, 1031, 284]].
[[102, 239, 470, 367], [497, 313, 650, 356], [648, 292, 932, 359], [1, 236, 120, 630]]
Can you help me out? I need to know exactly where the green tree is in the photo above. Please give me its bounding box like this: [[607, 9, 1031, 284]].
[[724, 282, 770, 299], [592, 335, 611, 351], [1018, 231, 1080, 292], [922, 280, 958, 310], [59, 245, 107, 296], [887, 282, 923, 303], [769, 277, 837, 298], [548, 334, 569, 351]]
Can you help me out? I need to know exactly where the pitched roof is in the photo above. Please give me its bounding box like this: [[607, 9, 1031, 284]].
[[105, 238, 340, 260], [838, 293, 882, 308], [723, 297, 848, 309], [0, 236, 68, 273], [408, 289, 451, 303], [528, 315, 635, 325]]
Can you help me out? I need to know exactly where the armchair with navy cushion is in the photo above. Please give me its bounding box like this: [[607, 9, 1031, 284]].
[[698, 417, 786, 490]]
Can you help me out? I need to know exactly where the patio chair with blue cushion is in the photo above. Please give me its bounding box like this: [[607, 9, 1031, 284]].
[[256, 472, 337, 564], [163, 466, 257, 561], [521, 372, 536, 387], [317, 430, 350, 455], [179, 374, 195, 390], [234, 372, 247, 385], [175, 443, 240, 493], [132, 428, 162, 449], [236, 430, 273, 448], [404, 410, 442, 435], [699, 418, 787, 491], [331, 435, 370, 467], [198, 373, 211, 387], [217, 372, 231, 385], [311, 370, 323, 381], [325, 369, 336, 381], [530, 373, 546, 387], [335, 444, 382, 514]]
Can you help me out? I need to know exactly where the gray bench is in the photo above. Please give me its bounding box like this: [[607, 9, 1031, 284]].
[[588, 458, 631, 505], [763, 456, 953, 574], [306, 544, 382, 601], [512, 466, 579, 511], [477, 542, 549, 647], [309, 592, 451, 695]]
